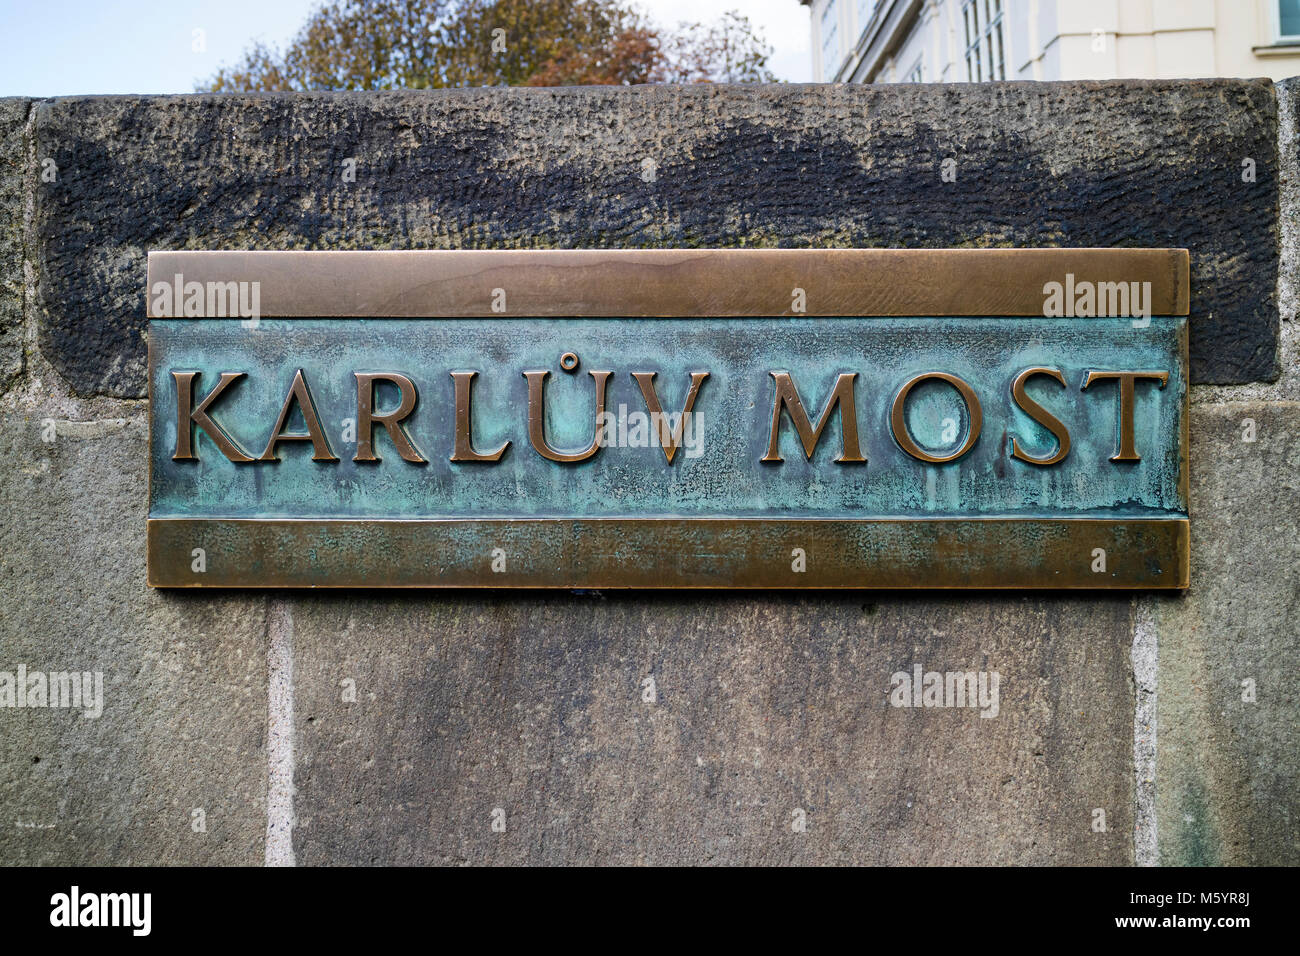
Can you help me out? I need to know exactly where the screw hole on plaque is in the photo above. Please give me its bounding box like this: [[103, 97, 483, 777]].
[[560, 352, 579, 372]]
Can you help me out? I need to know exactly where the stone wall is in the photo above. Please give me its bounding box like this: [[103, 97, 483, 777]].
[[1, 81, 1295, 865]]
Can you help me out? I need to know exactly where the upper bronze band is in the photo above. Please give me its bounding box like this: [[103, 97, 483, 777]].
[[147, 248, 1190, 318]]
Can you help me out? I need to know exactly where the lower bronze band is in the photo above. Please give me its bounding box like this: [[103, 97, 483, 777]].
[[148, 517, 1189, 589]]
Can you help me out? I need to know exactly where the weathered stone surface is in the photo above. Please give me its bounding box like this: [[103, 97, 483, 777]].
[[1197, 77, 1300, 406], [3, 80, 1297, 867], [0, 387, 268, 864], [1278, 78, 1300, 403], [1146, 402, 1300, 865], [32, 81, 1278, 398], [290, 594, 1134, 865], [1161, 79, 1300, 866], [0, 98, 27, 395]]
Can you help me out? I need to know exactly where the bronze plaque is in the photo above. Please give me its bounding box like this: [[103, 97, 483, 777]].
[[146, 248, 1189, 589]]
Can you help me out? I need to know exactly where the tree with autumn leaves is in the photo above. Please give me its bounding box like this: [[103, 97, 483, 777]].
[[199, 0, 777, 91]]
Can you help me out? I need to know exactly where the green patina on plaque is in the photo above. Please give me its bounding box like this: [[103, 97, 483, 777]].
[[145, 249, 1190, 589]]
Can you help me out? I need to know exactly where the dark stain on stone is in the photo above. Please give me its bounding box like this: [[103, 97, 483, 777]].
[[31, 83, 1278, 397], [1169, 779, 1220, 866]]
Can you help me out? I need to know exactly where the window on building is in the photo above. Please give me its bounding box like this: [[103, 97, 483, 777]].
[[1280, 0, 1300, 41], [904, 58, 924, 83], [857, 0, 877, 32], [962, 0, 1006, 82], [822, 0, 841, 76]]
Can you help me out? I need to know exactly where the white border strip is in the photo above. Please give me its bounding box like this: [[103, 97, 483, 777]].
[[1132, 598, 1158, 866], [265, 598, 296, 866]]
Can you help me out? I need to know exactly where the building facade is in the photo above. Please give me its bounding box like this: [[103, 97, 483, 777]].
[[804, 0, 1300, 83]]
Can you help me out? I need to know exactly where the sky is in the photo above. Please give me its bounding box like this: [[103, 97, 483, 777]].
[[0, 0, 811, 97]]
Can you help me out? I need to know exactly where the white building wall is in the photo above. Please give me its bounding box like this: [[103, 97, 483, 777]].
[[806, 0, 1300, 83]]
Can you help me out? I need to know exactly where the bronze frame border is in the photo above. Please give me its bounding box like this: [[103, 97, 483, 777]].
[[147, 517, 1190, 590], [147, 248, 1190, 318], [147, 247, 1191, 590]]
